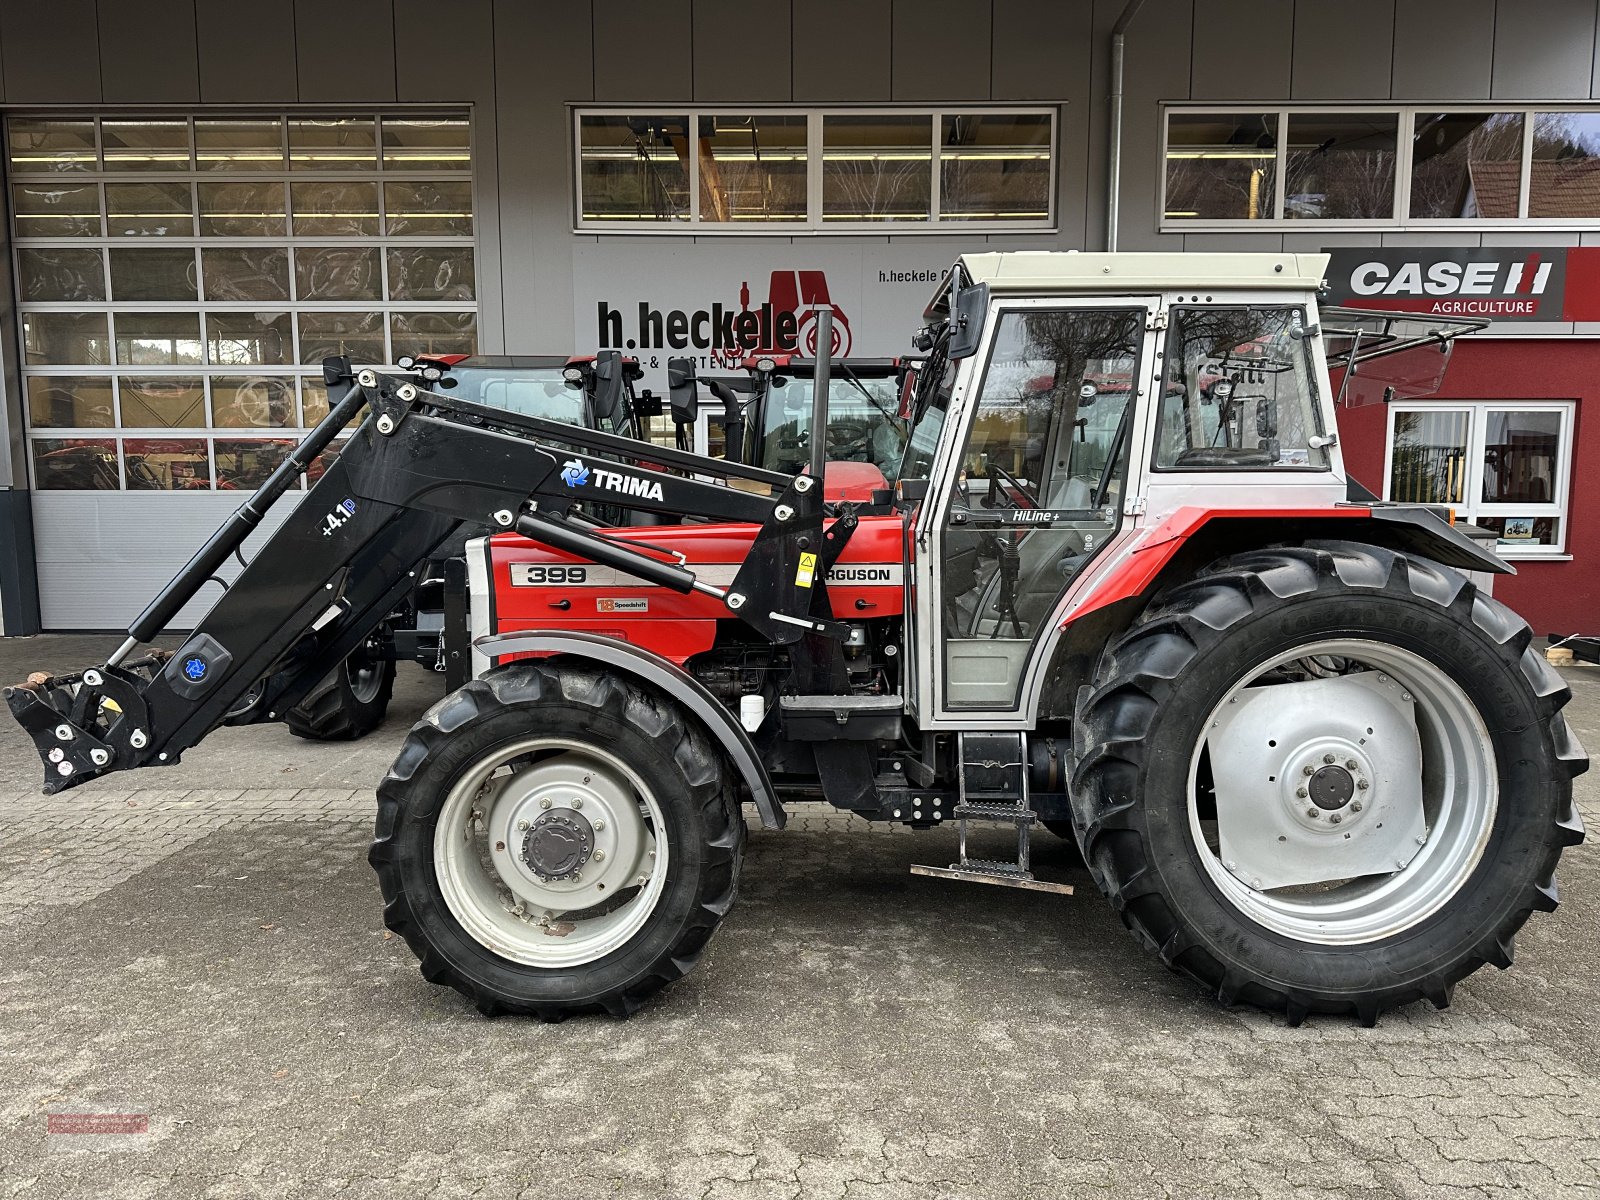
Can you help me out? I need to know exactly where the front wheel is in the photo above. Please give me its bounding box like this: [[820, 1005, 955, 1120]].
[[369, 662, 743, 1018], [1071, 542, 1586, 1025], [284, 626, 395, 741]]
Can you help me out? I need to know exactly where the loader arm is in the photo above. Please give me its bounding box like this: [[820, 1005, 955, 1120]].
[[6, 358, 844, 795]]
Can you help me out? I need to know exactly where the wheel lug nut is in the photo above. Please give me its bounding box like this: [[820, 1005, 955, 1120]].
[[1323, 753, 1336, 765], [1296, 787, 1309, 798], [572, 797, 583, 810], [516, 818, 530, 831], [593, 849, 606, 862], [593, 819, 606, 832], [1350, 801, 1363, 813], [1329, 813, 1342, 824], [1306, 808, 1319, 819], [1357, 779, 1369, 791], [1345, 759, 1358, 770], [1303, 765, 1316, 777], [539, 798, 552, 810]]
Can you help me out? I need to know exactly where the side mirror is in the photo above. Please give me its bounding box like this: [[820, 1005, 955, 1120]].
[[667, 357, 698, 424], [592, 350, 626, 423], [947, 283, 990, 360]]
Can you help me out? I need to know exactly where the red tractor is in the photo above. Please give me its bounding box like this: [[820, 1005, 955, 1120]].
[[8, 252, 1585, 1027]]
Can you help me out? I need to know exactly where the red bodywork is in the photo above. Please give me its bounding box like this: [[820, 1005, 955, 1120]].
[[491, 514, 905, 665]]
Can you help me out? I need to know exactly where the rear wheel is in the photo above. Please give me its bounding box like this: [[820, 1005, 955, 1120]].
[[1071, 542, 1586, 1024], [369, 662, 742, 1018], [285, 625, 395, 741]]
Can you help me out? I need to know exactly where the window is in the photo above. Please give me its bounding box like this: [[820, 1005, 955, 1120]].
[[574, 107, 1055, 232], [1154, 307, 1328, 470], [10, 113, 477, 491], [1164, 105, 1600, 227], [1385, 402, 1573, 556]]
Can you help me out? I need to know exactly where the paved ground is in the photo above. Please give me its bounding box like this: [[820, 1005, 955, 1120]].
[[1, 634, 1599, 1199]]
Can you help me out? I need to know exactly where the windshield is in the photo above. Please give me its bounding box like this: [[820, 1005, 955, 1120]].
[[756, 374, 908, 481], [443, 367, 589, 425]]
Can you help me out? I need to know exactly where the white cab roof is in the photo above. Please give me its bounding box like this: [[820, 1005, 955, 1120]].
[[958, 251, 1330, 293]]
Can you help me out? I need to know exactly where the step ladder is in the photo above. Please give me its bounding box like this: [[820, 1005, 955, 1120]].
[[910, 732, 1073, 895]]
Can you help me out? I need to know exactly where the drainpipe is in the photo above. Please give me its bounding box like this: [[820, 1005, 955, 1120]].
[[1106, 0, 1149, 252]]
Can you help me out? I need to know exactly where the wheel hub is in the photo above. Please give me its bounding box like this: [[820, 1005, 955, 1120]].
[[1308, 765, 1355, 810], [521, 809, 594, 880]]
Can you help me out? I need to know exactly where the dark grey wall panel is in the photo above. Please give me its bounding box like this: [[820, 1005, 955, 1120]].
[[593, 0, 691, 101], [1392, 0, 1493, 100], [197, 0, 298, 103], [695, 0, 789, 101], [793, 0, 889, 101], [99, 0, 199, 103], [496, 0, 593, 351], [296, 0, 396, 102], [1292, 0, 1393, 99], [1192, 0, 1291, 99], [1492, 0, 1595, 100], [1, 2, 102, 102], [1114, 0, 1192, 251], [893, 0, 991, 102]]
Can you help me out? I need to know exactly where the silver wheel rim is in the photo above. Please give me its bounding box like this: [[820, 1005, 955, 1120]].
[[1187, 637, 1497, 946], [434, 737, 667, 968]]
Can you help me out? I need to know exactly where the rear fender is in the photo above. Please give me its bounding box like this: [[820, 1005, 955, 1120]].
[[474, 630, 784, 831]]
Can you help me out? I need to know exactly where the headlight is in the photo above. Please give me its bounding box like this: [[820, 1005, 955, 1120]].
[[562, 366, 585, 382], [396, 355, 416, 370], [755, 357, 776, 373]]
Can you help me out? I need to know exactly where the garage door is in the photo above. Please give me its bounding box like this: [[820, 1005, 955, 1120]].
[[9, 112, 478, 628]]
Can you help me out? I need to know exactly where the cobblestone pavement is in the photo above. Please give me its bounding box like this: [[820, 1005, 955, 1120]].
[[2, 635, 1599, 1199]]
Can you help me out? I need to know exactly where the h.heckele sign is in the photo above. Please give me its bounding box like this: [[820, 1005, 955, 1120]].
[[572, 243, 964, 385], [1323, 246, 1600, 322]]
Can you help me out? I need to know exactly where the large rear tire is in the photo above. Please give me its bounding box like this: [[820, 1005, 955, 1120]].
[[1071, 542, 1586, 1025], [369, 662, 743, 1019], [285, 627, 395, 741]]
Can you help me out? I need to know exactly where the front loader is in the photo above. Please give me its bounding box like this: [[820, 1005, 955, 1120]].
[[8, 252, 1587, 1026]]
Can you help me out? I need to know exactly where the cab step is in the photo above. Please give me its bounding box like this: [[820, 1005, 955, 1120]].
[[910, 862, 1074, 894]]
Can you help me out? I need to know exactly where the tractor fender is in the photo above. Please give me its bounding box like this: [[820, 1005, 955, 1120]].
[[1065, 505, 1511, 627], [473, 630, 784, 831]]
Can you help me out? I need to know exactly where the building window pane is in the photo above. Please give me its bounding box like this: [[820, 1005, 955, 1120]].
[[1164, 113, 1278, 220], [102, 120, 190, 171], [207, 312, 293, 366], [118, 378, 206, 428], [198, 181, 287, 236], [295, 246, 381, 301], [24, 313, 110, 365], [105, 181, 194, 236], [383, 179, 473, 235], [290, 118, 377, 170], [9, 119, 96, 174], [215, 438, 296, 489], [1409, 113, 1523, 219], [212, 377, 296, 428], [940, 113, 1051, 222], [1389, 410, 1470, 504], [195, 119, 285, 171], [292, 181, 380, 236], [382, 116, 470, 171], [822, 116, 932, 222], [1530, 113, 1600, 219], [27, 377, 115, 428], [125, 437, 210, 489], [390, 311, 477, 357], [1284, 113, 1397, 219], [17, 248, 106, 302], [13, 182, 101, 236], [697, 114, 806, 223], [298, 311, 385, 364], [1478, 514, 1561, 549], [33, 438, 119, 489], [201, 247, 291, 302], [301, 380, 332, 425], [1482, 409, 1561, 504], [579, 115, 690, 222], [114, 313, 203, 365], [387, 245, 475, 301], [109, 247, 198, 301]]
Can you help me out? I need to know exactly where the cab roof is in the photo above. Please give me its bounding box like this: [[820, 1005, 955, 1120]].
[[955, 251, 1330, 295]]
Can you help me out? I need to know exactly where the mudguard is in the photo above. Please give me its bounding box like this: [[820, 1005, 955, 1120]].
[[473, 630, 784, 830]]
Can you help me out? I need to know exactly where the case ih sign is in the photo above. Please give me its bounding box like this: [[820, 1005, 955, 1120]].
[[1324, 247, 1600, 322]]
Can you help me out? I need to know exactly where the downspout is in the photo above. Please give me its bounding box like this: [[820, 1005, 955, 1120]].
[[1106, 0, 1149, 252]]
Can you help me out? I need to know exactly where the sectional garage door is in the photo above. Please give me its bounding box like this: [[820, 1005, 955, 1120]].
[[9, 112, 478, 628]]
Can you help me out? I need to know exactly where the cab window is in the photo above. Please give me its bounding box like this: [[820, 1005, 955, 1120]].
[[1154, 306, 1328, 470]]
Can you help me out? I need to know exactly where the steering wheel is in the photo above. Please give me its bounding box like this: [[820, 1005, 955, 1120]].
[[986, 463, 1038, 510]]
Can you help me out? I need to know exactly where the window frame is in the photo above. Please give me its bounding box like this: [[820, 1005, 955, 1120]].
[[1381, 399, 1575, 559], [571, 105, 1058, 234], [1159, 103, 1600, 230]]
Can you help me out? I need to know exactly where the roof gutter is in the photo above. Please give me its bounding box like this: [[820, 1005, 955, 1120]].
[[1106, 0, 1149, 252]]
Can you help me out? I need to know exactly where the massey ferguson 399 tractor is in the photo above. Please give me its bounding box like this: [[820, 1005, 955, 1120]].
[[8, 252, 1587, 1026]]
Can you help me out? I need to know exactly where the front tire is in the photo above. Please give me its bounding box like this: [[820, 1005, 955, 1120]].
[[1071, 542, 1586, 1025], [370, 662, 743, 1018], [285, 627, 395, 741]]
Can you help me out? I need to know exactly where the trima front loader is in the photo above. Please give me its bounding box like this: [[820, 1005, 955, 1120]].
[[8, 252, 1586, 1026]]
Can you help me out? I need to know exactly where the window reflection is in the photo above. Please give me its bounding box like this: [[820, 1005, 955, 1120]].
[[1283, 113, 1396, 219], [1410, 113, 1523, 218], [1531, 113, 1600, 219]]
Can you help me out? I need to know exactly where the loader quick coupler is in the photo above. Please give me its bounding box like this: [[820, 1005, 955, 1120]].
[[5, 656, 164, 793]]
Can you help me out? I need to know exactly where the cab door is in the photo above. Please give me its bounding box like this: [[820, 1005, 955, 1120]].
[[909, 296, 1160, 719]]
